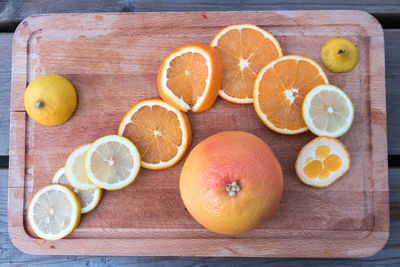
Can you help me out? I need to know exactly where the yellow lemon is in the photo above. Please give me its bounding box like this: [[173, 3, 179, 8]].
[[302, 84, 354, 138], [320, 38, 359, 73], [24, 74, 77, 126], [28, 184, 81, 240]]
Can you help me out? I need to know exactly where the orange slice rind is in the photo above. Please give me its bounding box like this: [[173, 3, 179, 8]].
[[158, 43, 222, 113], [118, 99, 192, 169], [253, 55, 329, 134], [211, 24, 282, 104]]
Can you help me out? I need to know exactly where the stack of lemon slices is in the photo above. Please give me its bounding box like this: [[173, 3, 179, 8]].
[[28, 135, 142, 240]]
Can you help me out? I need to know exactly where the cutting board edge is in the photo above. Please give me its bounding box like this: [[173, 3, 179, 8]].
[[8, 10, 389, 257]]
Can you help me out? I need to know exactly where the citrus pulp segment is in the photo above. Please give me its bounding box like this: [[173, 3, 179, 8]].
[[65, 144, 100, 191], [302, 84, 354, 138], [53, 167, 102, 213], [118, 99, 192, 169], [85, 135, 141, 190], [28, 184, 81, 240], [211, 24, 282, 103], [295, 136, 351, 187], [253, 55, 329, 134], [158, 43, 222, 113]]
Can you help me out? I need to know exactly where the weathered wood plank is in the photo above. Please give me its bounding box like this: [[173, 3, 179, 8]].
[[0, 0, 400, 28], [1, 168, 398, 264], [0, 33, 12, 156], [385, 30, 400, 155]]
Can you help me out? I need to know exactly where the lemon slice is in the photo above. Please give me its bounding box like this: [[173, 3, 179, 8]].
[[65, 144, 100, 191], [295, 136, 351, 187], [302, 84, 354, 137], [53, 167, 103, 213], [28, 184, 81, 240], [85, 135, 141, 190]]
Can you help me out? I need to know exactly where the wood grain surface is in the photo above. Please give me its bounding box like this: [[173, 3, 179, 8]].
[[0, 29, 399, 154], [1, 168, 398, 265], [8, 11, 389, 257]]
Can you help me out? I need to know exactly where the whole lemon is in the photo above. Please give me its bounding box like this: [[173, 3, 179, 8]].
[[180, 131, 283, 235], [24, 74, 77, 126], [320, 38, 359, 73]]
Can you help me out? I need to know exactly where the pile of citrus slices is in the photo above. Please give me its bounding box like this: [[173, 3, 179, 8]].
[[28, 23, 357, 240]]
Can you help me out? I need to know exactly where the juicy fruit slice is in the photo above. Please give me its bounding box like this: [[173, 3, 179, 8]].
[[118, 99, 192, 169], [295, 136, 351, 187], [253, 55, 329, 134], [180, 131, 283, 235], [53, 167, 102, 213], [320, 38, 359, 73], [158, 43, 222, 113], [302, 84, 354, 138], [65, 144, 100, 191], [210, 24, 282, 104], [85, 135, 141, 190], [24, 74, 77, 126], [28, 184, 81, 240]]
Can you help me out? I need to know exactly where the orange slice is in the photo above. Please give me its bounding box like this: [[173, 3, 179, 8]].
[[253, 55, 329, 134], [158, 43, 222, 113], [295, 136, 351, 187], [118, 99, 192, 169], [210, 24, 282, 104]]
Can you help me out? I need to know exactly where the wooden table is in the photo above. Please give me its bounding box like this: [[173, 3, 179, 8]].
[[0, 1, 399, 265]]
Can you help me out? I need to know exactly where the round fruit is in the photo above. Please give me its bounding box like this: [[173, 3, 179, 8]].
[[158, 43, 222, 113], [118, 99, 192, 169], [302, 84, 354, 137], [253, 55, 328, 134], [24, 74, 77, 126], [28, 184, 81, 240], [53, 167, 103, 213], [320, 38, 359, 73], [295, 136, 351, 187], [211, 24, 282, 104], [180, 131, 283, 235], [85, 135, 141, 190]]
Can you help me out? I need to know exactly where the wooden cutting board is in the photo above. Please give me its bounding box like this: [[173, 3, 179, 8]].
[[9, 11, 389, 257]]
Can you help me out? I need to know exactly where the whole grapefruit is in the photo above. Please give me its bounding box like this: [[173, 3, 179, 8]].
[[179, 131, 283, 235]]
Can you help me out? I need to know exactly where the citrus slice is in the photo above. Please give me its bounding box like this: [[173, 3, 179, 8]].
[[65, 144, 100, 191], [253, 55, 329, 134], [302, 84, 354, 138], [158, 43, 222, 113], [85, 135, 141, 190], [53, 167, 103, 213], [210, 24, 282, 104], [295, 136, 351, 187], [28, 184, 81, 240], [118, 99, 192, 169]]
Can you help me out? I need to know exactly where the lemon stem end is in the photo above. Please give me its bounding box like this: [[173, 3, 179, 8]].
[[35, 100, 44, 109]]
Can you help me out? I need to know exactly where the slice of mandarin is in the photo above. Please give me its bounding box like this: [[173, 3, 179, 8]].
[[295, 136, 350, 187]]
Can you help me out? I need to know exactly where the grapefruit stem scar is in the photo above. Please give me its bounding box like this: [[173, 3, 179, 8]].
[[225, 181, 241, 197]]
